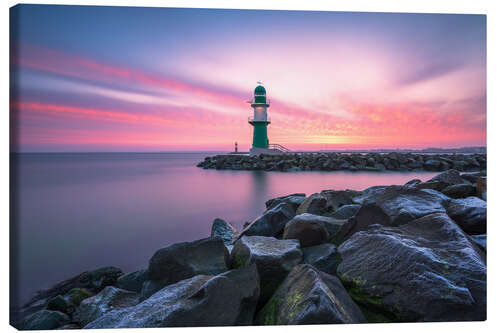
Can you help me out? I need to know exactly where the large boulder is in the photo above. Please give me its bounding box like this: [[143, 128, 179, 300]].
[[476, 176, 487, 200], [46, 295, 70, 314], [211, 218, 238, 247], [296, 193, 328, 215], [423, 169, 469, 191], [14, 266, 122, 326], [470, 234, 486, 253], [64, 288, 93, 307], [460, 171, 486, 183], [446, 197, 486, 234], [141, 279, 172, 300], [284, 213, 346, 242], [351, 186, 387, 205], [21, 310, 70, 330], [239, 202, 296, 238], [146, 237, 229, 293], [21, 266, 122, 310], [374, 187, 451, 222], [337, 213, 486, 322], [302, 243, 339, 276], [42, 288, 93, 320], [423, 159, 441, 171], [230, 236, 302, 304], [256, 265, 366, 325], [404, 179, 421, 187], [415, 181, 442, 191], [320, 190, 361, 211], [441, 183, 476, 199], [76, 286, 140, 326], [86, 275, 212, 328], [335, 186, 449, 244], [85, 264, 260, 328], [265, 193, 306, 211], [327, 204, 361, 220], [116, 269, 148, 293], [283, 214, 329, 247]]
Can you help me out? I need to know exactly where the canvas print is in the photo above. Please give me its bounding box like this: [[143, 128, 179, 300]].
[[10, 4, 486, 330]]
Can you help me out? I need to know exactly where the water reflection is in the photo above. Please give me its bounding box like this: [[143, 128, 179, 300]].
[[250, 171, 269, 216]]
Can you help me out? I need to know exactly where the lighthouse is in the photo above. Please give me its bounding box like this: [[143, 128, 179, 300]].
[[248, 84, 271, 155]]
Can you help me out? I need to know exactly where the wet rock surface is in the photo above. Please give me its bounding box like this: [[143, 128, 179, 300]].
[[425, 169, 470, 191], [85, 275, 213, 328], [86, 264, 260, 328], [326, 204, 361, 220], [441, 183, 476, 198], [470, 234, 487, 252], [21, 310, 71, 330], [230, 236, 302, 305], [22, 266, 122, 309], [239, 202, 295, 238], [320, 189, 361, 211], [337, 213, 486, 322], [335, 186, 450, 244], [476, 176, 487, 200], [116, 269, 148, 294], [296, 193, 329, 215], [256, 265, 366, 325], [302, 243, 340, 276], [76, 286, 141, 326], [283, 214, 329, 247], [446, 197, 487, 234], [211, 218, 238, 247], [351, 186, 388, 205], [147, 236, 229, 285], [12, 266, 121, 327], [265, 193, 306, 211]]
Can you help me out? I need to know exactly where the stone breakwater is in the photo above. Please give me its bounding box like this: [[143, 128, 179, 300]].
[[13, 169, 486, 329], [197, 152, 486, 172]]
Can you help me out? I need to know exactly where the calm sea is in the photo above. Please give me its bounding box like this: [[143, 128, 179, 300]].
[[10, 152, 439, 307]]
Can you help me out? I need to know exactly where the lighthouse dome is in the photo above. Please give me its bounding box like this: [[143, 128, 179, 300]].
[[254, 85, 266, 95]]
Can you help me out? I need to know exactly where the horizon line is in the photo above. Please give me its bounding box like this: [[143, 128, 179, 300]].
[[10, 146, 487, 154]]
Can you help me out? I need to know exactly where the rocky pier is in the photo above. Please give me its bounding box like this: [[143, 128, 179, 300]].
[[197, 152, 486, 172], [12, 169, 487, 329]]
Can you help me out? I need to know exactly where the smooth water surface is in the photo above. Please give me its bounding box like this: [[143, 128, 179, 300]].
[[11, 153, 439, 306]]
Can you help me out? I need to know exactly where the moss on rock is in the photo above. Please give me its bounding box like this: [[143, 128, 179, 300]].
[[65, 288, 93, 306]]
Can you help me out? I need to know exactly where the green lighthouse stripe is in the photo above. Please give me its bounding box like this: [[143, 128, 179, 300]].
[[254, 95, 266, 103], [250, 122, 269, 148]]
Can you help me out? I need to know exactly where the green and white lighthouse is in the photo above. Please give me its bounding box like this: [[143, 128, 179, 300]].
[[246, 83, 289, 156], [248, 84, 271, 153]]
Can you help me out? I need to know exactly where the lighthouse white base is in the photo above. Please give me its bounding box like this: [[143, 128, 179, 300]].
[[249, 147, 287, 156]]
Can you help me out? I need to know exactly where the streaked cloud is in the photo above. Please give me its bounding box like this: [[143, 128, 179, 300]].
[[10, 6, 486, 151]]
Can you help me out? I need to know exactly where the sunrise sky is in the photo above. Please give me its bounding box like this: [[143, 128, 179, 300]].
[[10, 5, 486, 152]]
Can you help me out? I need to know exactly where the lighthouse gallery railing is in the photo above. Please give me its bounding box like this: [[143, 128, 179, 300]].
[[248, 116, 271, 123]]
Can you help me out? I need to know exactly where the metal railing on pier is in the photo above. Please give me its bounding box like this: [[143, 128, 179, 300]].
[[268, 143, 291, 153]]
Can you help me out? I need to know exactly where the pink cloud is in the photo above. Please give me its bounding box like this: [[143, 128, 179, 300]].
[[11, 44, 486, 151]]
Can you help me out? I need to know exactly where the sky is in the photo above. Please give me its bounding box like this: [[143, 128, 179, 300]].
[[10, 5, 486, 152]]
